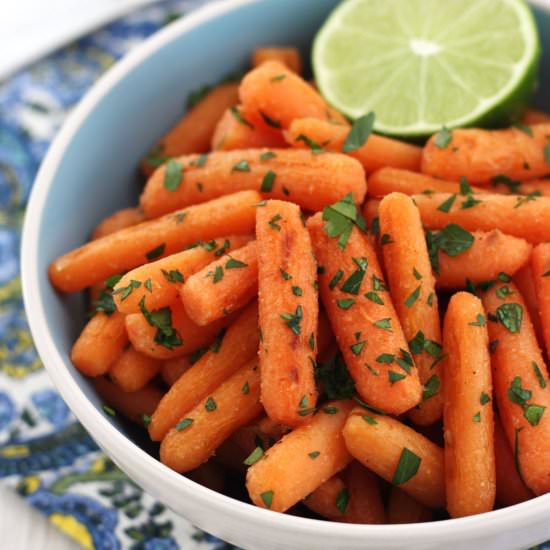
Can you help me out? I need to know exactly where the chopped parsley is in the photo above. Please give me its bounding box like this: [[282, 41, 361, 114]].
[[260, 491, 274, 508], [280, 305, 303, 335], [112, 279, 141, 301], [232, 160, 251, 172], [404, 286, 421, 308], [308, 451, 321, 460], [469, 314, 486, 327], [139, 297, 182, 350], [225, 257, 248, 269], [342, 112, 375, 153], [373, 318, 392, 332], [146, 243, 166, 261], [437, 194, 456, 213], [260, 151, 277, 161], [162, 269, 184, 283], [176, 418, 193, 431], [260, 110, 281, 129], [295, 133, 324, 154], [340, 257, 368, 294], [322, 193, 367, 249], [329, 270, 344, 289], [392, 448, 421, 485], [422, 375, 440, 401], [335, 488, 349, 514], [336, 298, 355, 309], [205, 396, 217, 412], [495, 303, 523, 333], [533, 361, 547, 389], [102, 405, 116, 417], [389, 370, 406, 384], [260, 170, 277, 192], [434, 126, 452, 149], [229, 105, 254, 128], [268, 214, 282, 231], [244, 446, 264, 466], [480, 392, 491, 405], [164, 159, 183, 191], [365, 291, 384, 305]]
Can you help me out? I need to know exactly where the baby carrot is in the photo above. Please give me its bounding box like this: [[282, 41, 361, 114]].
[[109, 346, 161, 393], [125, 300, 229, 360], [443, 292, 495, 518], [436, 230, 532, 289], [92, 207, 145, 240], [180, 241, 258, 325], [49, 191, 261, 292], [531, 243, 550, 354], [286, 118, 421, 173], [141, 83, 239, 175], [412, 192, 550, 243], [387, 487, 432, 524], [307, 211, 422, 416], [522, 108, 550, 125], [113, 234, 251, 315], [491, 178, 550, 197], [257, 200, 318, 427], [246, 400, 354, 512], [379, 193, 443, 426], [211, 106, 287, 151], [160, 356, 191, 386], [140, 149, 366, 218], [252, 47, 303, 74], [422, 125, 550, 183], [514, 264, 545, 348], [160, 358, 263, 473], [343, 408, 445, 508], [148, 302, 258, 441], [71, 312, 128, 377], [482, 282, 550, 495], [239, 60, 348, 128]]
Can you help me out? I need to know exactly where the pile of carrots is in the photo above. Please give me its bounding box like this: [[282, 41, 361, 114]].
[[49, 45, 550, 523]]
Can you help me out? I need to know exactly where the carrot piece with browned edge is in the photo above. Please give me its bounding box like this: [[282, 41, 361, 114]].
[[379, 193, 444, 426], [246, 400, 354, 512], [422, 125, 550, 183], [307, 211, 422, 416], [387, 487, 432, 524], [522, 108, 550, 125], [443, 292, 495, 518], [71, 312, 128, 377], [109, 346, 161, 392], [343, 408, 445, 509], [139, 149, 366, 218], [49, 191, 261, 292], [482, 282, 550, 495], [181, 241, 258, 325], [252, 47, 303, 74], [148, 302, 258, 441], [92, 208, 145, 240], [160, 356, 191, 386], [257, 200, 318, 427], [531, 243, 550, 355], [160, 358, 263, 472]]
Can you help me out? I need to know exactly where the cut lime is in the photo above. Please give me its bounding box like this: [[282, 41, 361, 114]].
[[313, 0, 540, 137]]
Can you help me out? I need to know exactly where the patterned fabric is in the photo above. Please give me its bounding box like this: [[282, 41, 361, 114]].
[[0, 1, 238, 548]]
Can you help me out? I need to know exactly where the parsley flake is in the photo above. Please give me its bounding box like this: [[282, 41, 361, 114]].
[[260, 170, 277, 192], [280, 305, 303, 335], [392, 448, 421, 485], [164, 159, 183, 191], [322, 193, 367, 249], [146, 244, 166, 261], [496, 303, 523, 333], [342, 112, 375, 153], [176, 418, 193, 431], [244, 446, 264, 466], [434, 127, 452, 149]]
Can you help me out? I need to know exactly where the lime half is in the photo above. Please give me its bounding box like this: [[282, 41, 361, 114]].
[[313, 0, 540, 137]]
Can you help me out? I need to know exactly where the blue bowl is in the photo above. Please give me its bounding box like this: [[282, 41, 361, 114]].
[[21, 1, 550, 549]]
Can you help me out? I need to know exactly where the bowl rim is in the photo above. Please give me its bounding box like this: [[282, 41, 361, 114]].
[[20, 0, 550, 543]]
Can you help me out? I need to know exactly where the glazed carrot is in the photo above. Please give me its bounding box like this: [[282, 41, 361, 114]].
[[387, 487, 432, 524], [491, 178, 550, 197], [239, 60, 348, 128], [422, 125, 550, 183], [482, 282, 550, 495], [443, 292, 495, 518], [49, 191, 261, 292], [303, 474, 348, 520], [343, 408, 445, 508], [436, 230, 532, 289], [160, 356, 191, 386], [522, 108, 550, 125], [125, 300, 229, 361], [140, 149, 366, 218], [307, 212, 422, 415], [92, 207, 145, 240], [113, 235, 251, 315], [367, 168, 485, 198], [246, 400, 354, 512], [181, 241, 258, 325], [109, 346, 161, 393], [257, 200, 318, 427], [71, 312, 128, 377], [252, 47, 303, 74], [514, 264, 544, 348], [531, 244, 550, 355], [211, 106, 287, 151], [494, 416, 533, 507], [379, 193, 443, 426], [94, 377, 163, 425], [412, 192, 550, 243], [148, 303, 258, 441], [160, 358, 263, 472], [287, 118, 422, 173], [141, 83, 239, 175]]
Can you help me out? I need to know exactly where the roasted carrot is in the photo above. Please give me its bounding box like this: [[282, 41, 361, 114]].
[[160, 358, 263, 473], [491, 178, 550, 197], [514, 264, 545, 348], [246, 400, 354, 512], [443, 292, 495, 518], [92, 208, 145, 240], [412, 192, 550, 244], [531, 243, 550, 355], [482, 282, 550, 495], [287, 118, 421, 173], [181, 241, 258, 325], [113, 235, 251, 315], [422, 125, 550, 183], [307, 211, 422, 416], [125, 300, 229, 361], [379, 193, 443, 426], [94, 377, 163, 425], [141, 83, 239, 175], [109, 346, 161, 392], [49, 191, 260, 292], [252, 47, 303, 74], [387, 487, 432, 524], [436, 230, 532, 289], [522, 108, 550, 125], [343, 408, 445, 508], [257, 200, 318, 427], [160, 356, 191, 386], [149, 302, 258, 441], [239, 60, 348, 128], [211, 106, 287, 151], [71, 312, 128, 377], [139, 149, 366, 218], [494, 416, 533, 507]]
